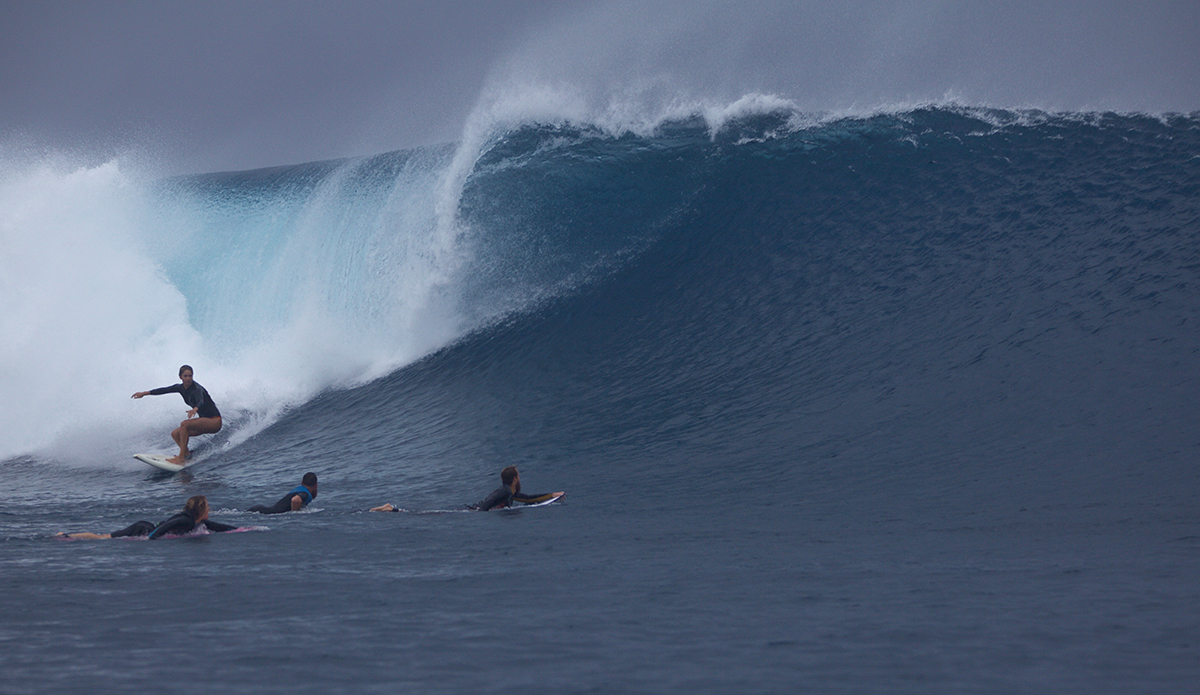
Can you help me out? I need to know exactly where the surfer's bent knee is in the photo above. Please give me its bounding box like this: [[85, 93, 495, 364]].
[[182, 416, 221, 435]]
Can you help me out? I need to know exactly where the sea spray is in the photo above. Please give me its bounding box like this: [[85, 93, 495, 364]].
[[0, 157, 205, 459], [1, 146, 472, 462]]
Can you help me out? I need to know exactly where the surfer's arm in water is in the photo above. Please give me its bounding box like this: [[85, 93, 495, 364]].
[[199, 519, 238, 533], [513, 491, 564, 505], [369, 503, 400, 512]]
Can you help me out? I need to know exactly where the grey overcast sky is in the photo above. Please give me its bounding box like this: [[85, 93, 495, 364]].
[[2, 0, 1197, 174]]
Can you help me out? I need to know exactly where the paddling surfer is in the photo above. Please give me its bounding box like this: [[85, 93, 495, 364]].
[[370, 465, 563, 512], [465, 465, 563, 510], [56, 495, 236, 540], [132, 365, 222, 464], [248, 472, 318, 514]]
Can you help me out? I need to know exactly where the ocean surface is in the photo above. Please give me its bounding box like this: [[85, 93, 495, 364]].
[[2, 105, 1199, 693]]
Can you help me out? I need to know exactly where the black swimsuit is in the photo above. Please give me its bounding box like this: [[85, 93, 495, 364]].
[[109, 511, 237, 539], [147, 382, 221, 419], [249, 486, 315, 514], [467, 487, 557, 511]]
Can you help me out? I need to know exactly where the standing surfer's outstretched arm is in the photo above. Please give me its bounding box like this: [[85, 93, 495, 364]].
[[133, 385, 180, 399]]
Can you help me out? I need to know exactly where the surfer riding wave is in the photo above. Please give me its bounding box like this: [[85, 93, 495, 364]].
[[132, 364, 221, 464]]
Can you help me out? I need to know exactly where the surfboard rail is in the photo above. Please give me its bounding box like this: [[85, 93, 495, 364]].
[[133, 453, 189, 472]]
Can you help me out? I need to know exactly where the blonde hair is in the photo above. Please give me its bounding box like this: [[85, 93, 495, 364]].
[[183, 495, 208, 518]]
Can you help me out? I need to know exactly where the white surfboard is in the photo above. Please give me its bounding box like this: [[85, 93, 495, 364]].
[[134, 453, 190, 472], [516, 491, 565, 507]]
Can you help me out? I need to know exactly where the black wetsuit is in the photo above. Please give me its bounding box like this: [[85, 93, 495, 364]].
[[467, 487, 558, 511], [147, 381, 221, 419], [109, 510, 237, 540], [248, 486, 315, 514]]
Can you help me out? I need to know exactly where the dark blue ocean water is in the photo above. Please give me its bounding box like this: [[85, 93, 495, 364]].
[[2, 107, 1199, 693]]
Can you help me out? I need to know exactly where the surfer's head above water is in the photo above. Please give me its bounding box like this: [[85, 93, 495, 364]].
[[183, 495, 209, 520]]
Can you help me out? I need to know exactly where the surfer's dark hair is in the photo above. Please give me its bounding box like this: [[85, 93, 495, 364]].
[[500, 466, 519, 486], [179, 364, 194, 377], [302, 472, 317, 487]]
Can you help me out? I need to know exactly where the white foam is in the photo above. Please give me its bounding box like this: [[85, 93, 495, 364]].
[[0, 146, 473, 464], [0, 156, 208, 460]]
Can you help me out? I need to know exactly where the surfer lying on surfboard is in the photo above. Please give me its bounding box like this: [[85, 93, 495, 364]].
[[370, 466, 563, 512], [248, 472, 318, 514], [132, 364, 222, 464], [56, 495, 237, 540]]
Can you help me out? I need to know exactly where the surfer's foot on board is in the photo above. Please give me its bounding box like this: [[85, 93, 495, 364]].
[[166, 453, 189, 464]]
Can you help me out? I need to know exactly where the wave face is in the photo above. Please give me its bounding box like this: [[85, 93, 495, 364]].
[[5, 107, 1200, 499], [3, 106, 1200, 692], [225, 107, 1200, 514]]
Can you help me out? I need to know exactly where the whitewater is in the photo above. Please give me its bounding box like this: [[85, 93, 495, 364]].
[[2, 99, 1198, 694]]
